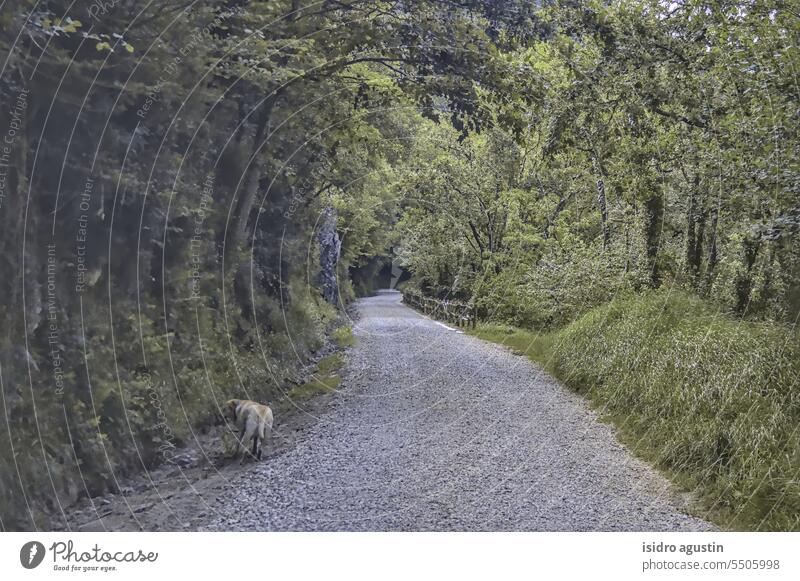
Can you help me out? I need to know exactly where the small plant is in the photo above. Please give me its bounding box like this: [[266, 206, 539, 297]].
[[288, 354, 346, 399], [332, 326, 357, 348]]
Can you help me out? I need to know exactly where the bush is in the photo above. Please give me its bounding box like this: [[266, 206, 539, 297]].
[[477, 238, 650, 329]]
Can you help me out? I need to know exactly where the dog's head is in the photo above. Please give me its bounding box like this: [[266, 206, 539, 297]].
[[225, 399, 240, 422]]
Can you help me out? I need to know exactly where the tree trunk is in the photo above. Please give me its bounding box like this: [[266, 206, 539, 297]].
[[318, 205, 341, 304], [596, 177, 609, 250], [226, 95, 277, 267], [693, 207, 706, 278], [543, 193, 571, 240], [686, 175, 703, 282], [735, 234, 761, 314], [704, 204, 719, 294], [644, 194, 663, 287], [686, 188, 697, 275]]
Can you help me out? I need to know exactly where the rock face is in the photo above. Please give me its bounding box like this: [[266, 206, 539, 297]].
[[318, 205, 341, 304]]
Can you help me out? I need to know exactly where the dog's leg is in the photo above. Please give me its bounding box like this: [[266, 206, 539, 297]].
[[241, 423, 255, 464], [262, 423, 272, 460], [252, 433, 260, 460], [232, 430, 241, 459]]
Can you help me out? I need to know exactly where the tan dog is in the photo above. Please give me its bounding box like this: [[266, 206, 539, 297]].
[[225, 399, 273, 463]]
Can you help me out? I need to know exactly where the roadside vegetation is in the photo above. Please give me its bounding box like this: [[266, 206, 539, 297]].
[[470, 292, 800, 530], [288, 328, 355, 400], [288, 353, 346, 399]]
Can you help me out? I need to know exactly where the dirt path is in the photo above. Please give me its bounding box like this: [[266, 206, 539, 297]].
[[62, 290, 711, 531], [201, 290, 711, 531], [58, 384, 337, 532]]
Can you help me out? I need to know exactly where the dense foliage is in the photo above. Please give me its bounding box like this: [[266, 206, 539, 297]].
[[1, 0, 797, 531], [397, 2, 799, 327]]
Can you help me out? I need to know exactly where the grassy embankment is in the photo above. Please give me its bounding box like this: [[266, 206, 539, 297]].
[[468, 291, 800, 531]]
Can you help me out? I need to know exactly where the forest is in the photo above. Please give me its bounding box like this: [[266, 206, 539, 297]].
[[0, 0, 798, 531]]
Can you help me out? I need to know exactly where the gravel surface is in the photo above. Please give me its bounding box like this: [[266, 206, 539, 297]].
[[206, 290, 712, 531]]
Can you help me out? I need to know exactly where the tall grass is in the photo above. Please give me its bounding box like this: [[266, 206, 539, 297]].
[[472, 291, 800, 530]]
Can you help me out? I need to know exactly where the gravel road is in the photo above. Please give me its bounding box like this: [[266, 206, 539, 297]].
[[207, 290, 712, 531]]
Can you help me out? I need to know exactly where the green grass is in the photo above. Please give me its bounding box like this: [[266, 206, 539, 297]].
[[288, 376, 342, 398], [316, 353, 346, 375], [288, 353, 346, 399], [469, 290, 800, 531], [332, 326, 357, 348], [288, 327, 354, 398]]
